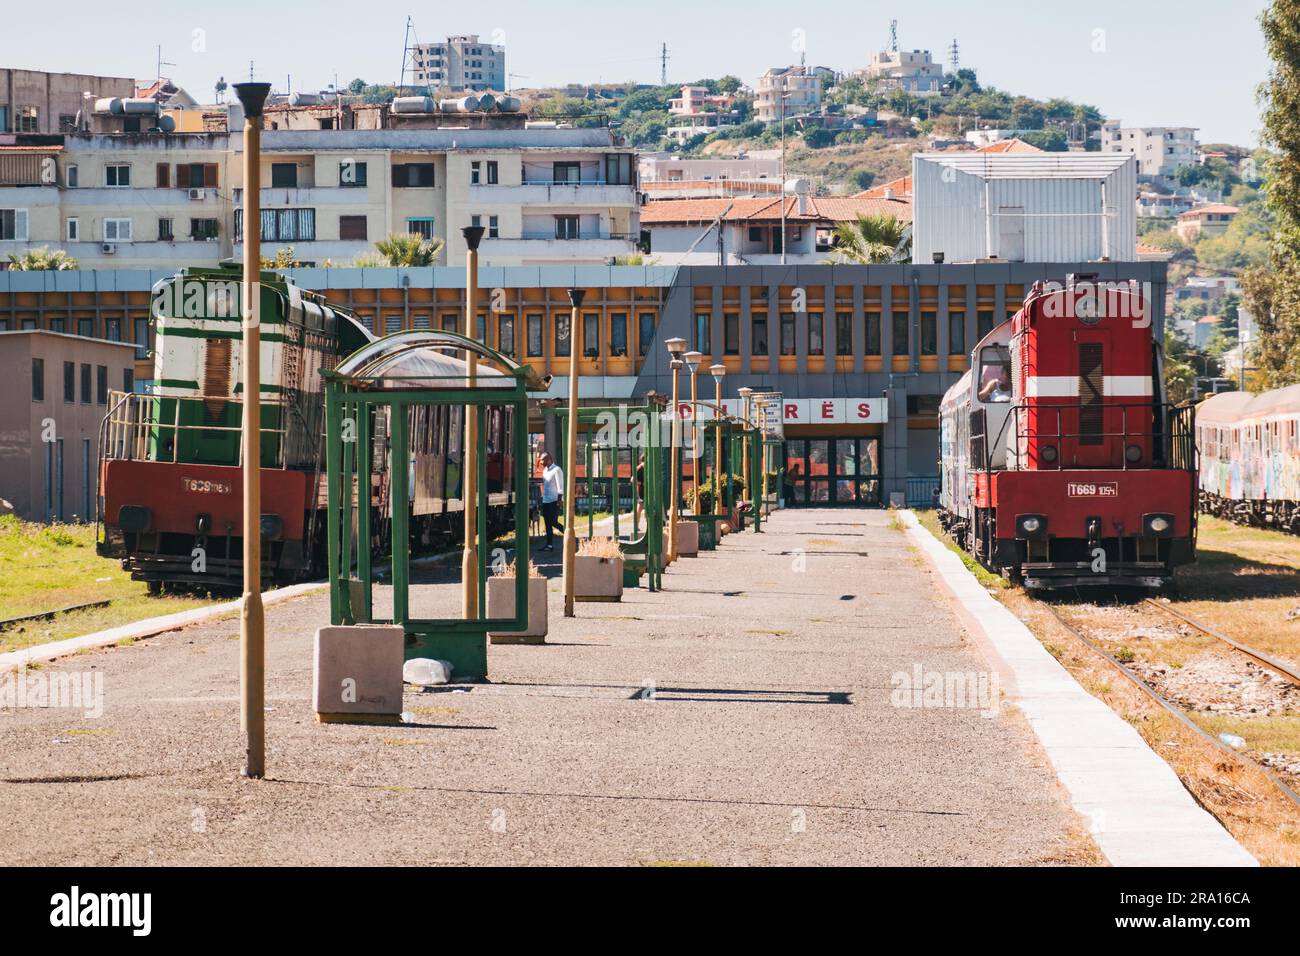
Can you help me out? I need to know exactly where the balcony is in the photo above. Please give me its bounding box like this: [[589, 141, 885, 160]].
[[480, 233, 637, 262], [469, 182, 636, 206]]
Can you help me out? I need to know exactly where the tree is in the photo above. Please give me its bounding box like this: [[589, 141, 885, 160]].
[[347, 78, 366, 95], [1242, 0, 1300, 387], [829, 213, 911, 263], [373, 233, 445, 267], [7, 247, 78, 270]]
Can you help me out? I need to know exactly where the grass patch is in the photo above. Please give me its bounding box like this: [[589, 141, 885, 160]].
[[911, 510, 1010, 590], [1197, 714, 1300, 754], [0, 515, 215, 650]]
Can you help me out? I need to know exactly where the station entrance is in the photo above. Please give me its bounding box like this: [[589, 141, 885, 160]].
[[782, 435, 881, 507]]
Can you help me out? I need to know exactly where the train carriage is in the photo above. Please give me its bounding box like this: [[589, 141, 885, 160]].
[[939, 275, 1197, 589], [1197, 384, 1300, 533]]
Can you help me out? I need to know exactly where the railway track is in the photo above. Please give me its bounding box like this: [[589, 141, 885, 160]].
[[1143, 598, 1300, 687], [1040, 602, 1300, 811]]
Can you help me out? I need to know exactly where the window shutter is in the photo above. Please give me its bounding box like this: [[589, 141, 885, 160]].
[[15, 209, 28, 241], [204, 164, 218, 187], [156, 163, 170, 188], [176, 164, 190, 188]]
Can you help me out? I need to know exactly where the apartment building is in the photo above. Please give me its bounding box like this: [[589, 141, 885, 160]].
[[755, 67, 823, 124], [0, 124, 640, 269], [1, 68, 134, 134], [409, 34, 506, 92], [862, 49, 944, 96], [1100, 121, 1198, 178]]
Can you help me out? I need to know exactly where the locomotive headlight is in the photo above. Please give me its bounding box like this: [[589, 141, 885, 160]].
[[1143, 513, 1174, 537], [1125, 444, 1142, 463], [1016, 514, 1047, 538], [1040, 445, 1058, 463]]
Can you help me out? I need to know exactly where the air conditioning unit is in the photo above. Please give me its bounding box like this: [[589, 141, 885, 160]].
[[101, 243, 116, 254], [188, 188, 206, 200]]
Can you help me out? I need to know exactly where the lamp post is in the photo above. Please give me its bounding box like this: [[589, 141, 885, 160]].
[[664, 337, 686, 562], [234, 80, 270, 781], [562, 289, 585, 617], [683, 350, 702, 512], [710, 364, 726, 515], [462, 225, 485, 619], [737, 386, 752, 500]]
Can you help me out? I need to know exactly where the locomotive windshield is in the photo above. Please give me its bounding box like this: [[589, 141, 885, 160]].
[[977, 346, 1012, 403]]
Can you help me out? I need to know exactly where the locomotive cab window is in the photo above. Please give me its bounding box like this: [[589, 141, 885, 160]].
[[977, 346, 1012, 403]]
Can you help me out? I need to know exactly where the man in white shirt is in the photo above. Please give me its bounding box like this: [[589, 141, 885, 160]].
[[538, 452, 564, 551]]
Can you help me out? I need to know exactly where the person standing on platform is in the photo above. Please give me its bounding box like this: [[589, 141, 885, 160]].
[[539, 452, 565, 551]]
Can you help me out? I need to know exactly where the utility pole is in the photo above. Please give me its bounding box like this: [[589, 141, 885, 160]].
[[562, 290, 585, 617], [233, 81, 271, 781], [462, 225, 485, 619]]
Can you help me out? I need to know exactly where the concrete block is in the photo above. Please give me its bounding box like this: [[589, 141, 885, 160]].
[[487, 575, 549, 644], [574, 555, 624, 601], [313, 624, 405, 720], [675, 519, 699, 557]]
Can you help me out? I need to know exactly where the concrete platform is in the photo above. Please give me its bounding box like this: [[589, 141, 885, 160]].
[[900, 510, 1256, 867], [1, 509, 1094, 865]]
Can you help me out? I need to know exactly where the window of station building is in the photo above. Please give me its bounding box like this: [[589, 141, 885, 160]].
[[487, 215, 499, 239], [527, 313, 544, 357], [96, 365, 108, 405], [752, 313, 769, 354], [63, 362, 75, 402], [123, 368, 134, 394], [441, 313, 459, 332], [50, 318, 64, 333], [920, 311, 937, 355], [724, 314, 740, 355], [80, 364, 91, 404], [31, 358, 44, 402], [339, 215, 368, 241], [554, 313, 571, 357], [949, 311, 966, 355], [582, 312, 600, 357], [339, 160, 367, 187], [104, 218, 132, 242], [471, 161, 482, 185], [66, 217, 79, 241], [106, 164, 131, 187], [392, 163, 435, 188], [412, 314, 431, 329], [694, 312, 711, 353], [105, 319, 121, 342], [779, 313, 796, 356], [487, 160, 498, 184], [384, 314, 402, 334], [0, 208, 28, 241], [134, 318, 150, 358], [157, 217, 174, 241], [638, 312, 656, 357], [808, 312, 824, 356], [610, 312, 628, 356], [836, 312, 853, 355], [271, 163, 298, 188], [976, 309, 995, 341], [66, 165, 78, 188], [499, 314, 515, 356], [78, 318, 93, 339], [891, 311, 909, 356], [476, 313, 488, 344], [407, 217, 435, 240]]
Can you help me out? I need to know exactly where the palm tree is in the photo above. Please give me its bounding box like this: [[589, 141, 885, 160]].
[[8, 247, 79, 271], [829, 213, 911, 264], [373, 233, 445, 267]]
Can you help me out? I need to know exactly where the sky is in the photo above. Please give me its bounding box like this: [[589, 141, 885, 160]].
[[1, 0, 1273, 146]]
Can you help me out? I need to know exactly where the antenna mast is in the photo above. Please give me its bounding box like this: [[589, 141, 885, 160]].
[[660, 43, 669, 86], [888, 19, 898, 53], [949, 38, 960, 72]]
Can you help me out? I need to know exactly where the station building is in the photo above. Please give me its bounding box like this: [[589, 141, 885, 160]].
[[0, 259, 1168, 512]]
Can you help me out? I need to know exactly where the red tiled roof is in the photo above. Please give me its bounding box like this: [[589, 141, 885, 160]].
[[639, 194, 912, 226], [855, 174, 911, 199], [1177, 203, 1240, 219], [974, 137, 1044, 154]]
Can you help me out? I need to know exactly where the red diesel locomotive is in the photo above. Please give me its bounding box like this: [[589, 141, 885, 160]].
[[938, 276, 1197, 589]]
